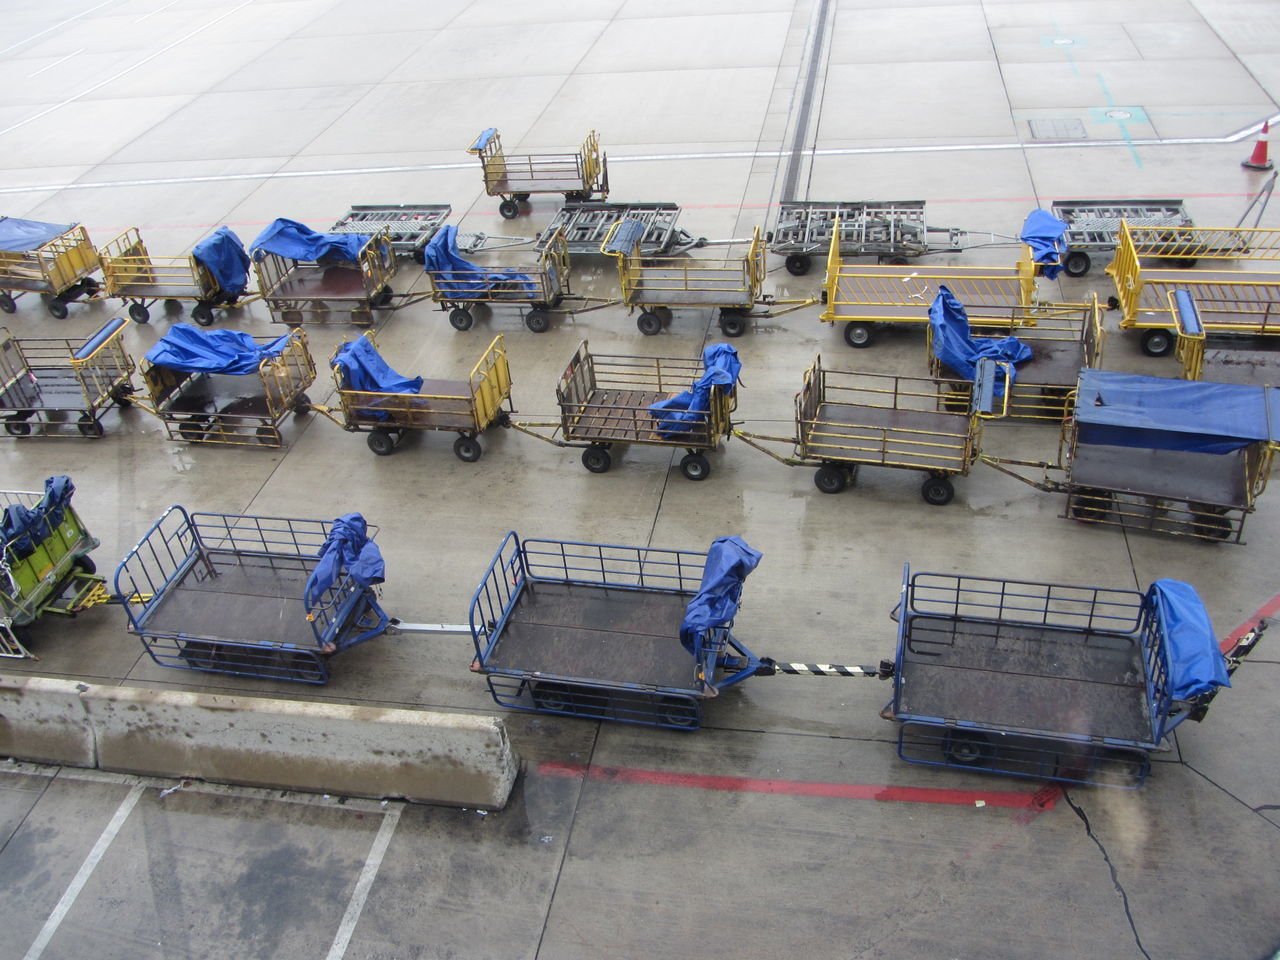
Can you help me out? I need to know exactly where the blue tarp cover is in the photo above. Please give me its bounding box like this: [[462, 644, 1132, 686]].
[[1, 476, 75, 560], [333, 337, 423, 394], [144, 324, 291, 375], [0, 217, 73, 253], [1171, 289, 1203, 336], [1075, 369, 1280, 454], [928, 287, 1031, 396], [1150, 579, 1229, 700], [679, 536, 762, 656], [249, 218, 370, 263], [602, 219, 646, 255], [1020, 209, 1070, 280], [471, 128, 498, 151], [192, 226, 251, 297], [422, 226, 534, 296], [649, 343, 742, 438], [304, 514, 385, 611]]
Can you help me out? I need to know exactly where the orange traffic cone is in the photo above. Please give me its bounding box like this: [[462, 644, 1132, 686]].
[[1243, 120, 1274, 171]]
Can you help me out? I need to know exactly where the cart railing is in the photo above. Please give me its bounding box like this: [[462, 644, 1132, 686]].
[[605, 223, 765, 306], [425, 229, 568, 306], [1171, 289, 1206, 379], [469, 129, 606, 196], [99, 228, 216, 299], [255, 229, 395, 301], [1125, 224, 1280, 261], [0, 225, 99, 294], [1, 489, 98, 627], [1, 317, 135, 414]]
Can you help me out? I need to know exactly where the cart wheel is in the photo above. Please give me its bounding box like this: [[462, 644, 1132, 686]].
[[190, 303, 215, 326], [449, 308, 474, 331], [367, 430, 396, 456], [814, 464, 847, 494], [412, 242, 428, 264], [654, 306, 673, 323], [582, 445, 612, 473], [784, 255, 811, 276], [1068, 488, 1111, 523], [524, 309, 551, 333], [658, 695, 699, 729], [637, 311, 663, 336], [530, 681, 580, 714], [177, 415, 209, 442], [280, 309, 303, 327], [453, 435, 483, 462], [881, 256, 910, 266], [110, 384, 134, 408], [514, 193, 531, 202], [943, 731, 992, 766], [498, 200, 521, 220], [73, 555, 97, 575], [718, 311, 747, 338], [1191, 508, 1233, 542], [1140, 328, 1173, 357], [128, 302, 150, 324], [1176, 258, 1199, 269], [374, 287, 394, 308], [1106, 295, 1121, 311], [77, 414, 104, 438], [843, 322, 874, 348], [4, 414, 33, 437], [255, 425, 281, 446], [0, 293, 14, 314], [941, 386, 970, 414], [921, 475, 954, 506], [1064, 251, 1091, 277], [679, 452, 710, 481], [80, 277, 100, 296], [292, 393, 312, 415], [46, 299, 68, 319], [164, 298, 182, 312]]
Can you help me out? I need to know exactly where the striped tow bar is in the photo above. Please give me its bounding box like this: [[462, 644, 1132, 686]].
[[758, 658, 894, 679]]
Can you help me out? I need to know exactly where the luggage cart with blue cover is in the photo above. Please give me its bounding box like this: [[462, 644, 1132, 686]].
[[1049, 198, 1195, 277], [0, 218, 101, 318], [886, 567, 1264, 787], [2, 476, 112, 659], [1, 317, 136, 438], [469, 128, 609, 220], [115, 509, 393, 683], [98, 226, 253, 325]]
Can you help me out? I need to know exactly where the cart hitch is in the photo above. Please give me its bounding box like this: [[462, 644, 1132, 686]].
[[756, 657, 893, 679]]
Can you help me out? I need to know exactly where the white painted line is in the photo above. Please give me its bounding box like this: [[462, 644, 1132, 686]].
[[324, 805, 402, 960], [0, 0, 116, 58], [28, 49, 84, 79], [22, 784, 144, 960], [133, 0, 180, 25]]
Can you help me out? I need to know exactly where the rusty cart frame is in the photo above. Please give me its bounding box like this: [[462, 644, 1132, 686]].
[[254, 229, 396, 326], [98, 227, 247, 326], [0, 220, 101, 319], [469, 128, 609, 220]]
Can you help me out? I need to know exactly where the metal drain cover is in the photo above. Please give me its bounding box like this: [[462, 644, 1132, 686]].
[[1028, 118, 1087, 140]]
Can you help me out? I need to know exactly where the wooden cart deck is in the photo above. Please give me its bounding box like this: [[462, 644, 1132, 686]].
[[159, 374, 273, 418], [2, 367, 127, 412], [342, 377, 474, 431], [563, 387, 709, 444], [266, 264, 372, 302], [108, 281, 206, 299], [1071, 443, 1250, 507], [802, 402, 971, 470]]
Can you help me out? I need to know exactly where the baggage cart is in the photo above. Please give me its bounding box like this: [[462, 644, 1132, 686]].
[[510, 340, 738, 480], [329, 203, 527, 261], [537, 201, 704, 256], [0, 219, 100, 319], [98, 227, 248, 325], [320, 332, 514, 459], [115, 509, 390, 683], [886, 567, 1264, 787], [138, 327, 315, 448], [1172, 289, 1280, 386], [1, 477, 110, 659], [1, 317, 136, 438], [1049, 198, 1194, 276], [253, 227, 396, 326], [469, 128, 609, 220]]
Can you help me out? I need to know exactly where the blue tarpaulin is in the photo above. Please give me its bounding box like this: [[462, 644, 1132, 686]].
[[422, 226, 534, 296], [0, 217, 73, 253], [1149, 579, 1229, 700], [602, 219, 646, 255], [928, 287, 1031, 396], [1020, 209, 1070, 280], [333, 337, 423, 394], [1, 476, 75, 560], [649, 343, 742, 438], [1075, 369, 1280, 454], [303, 514, 385, 610], [249, 218, 370, 263], [144, 324, 291, 375], [192, 226, 251, 297], [679, 536, 762, 656]]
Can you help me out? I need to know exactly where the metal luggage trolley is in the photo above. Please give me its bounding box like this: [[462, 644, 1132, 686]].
[[886, 567, 1264, 787], [510, 340, 738, 480], [983, 368, 1280, 543], [1, 477, 111, 659], [319, 332, 514, 459], [1, 317, 136, 438], [601, 219, 772, 337], [0, 218, 101, 318], [328, 203, 528, 262], [138, 327, 316, 447], [1106, 220, 1280, 356], [1171, 289, 1280, 386], [469, 128, 609, 220], [537, 202, 704, 256], [735, 357, 994, 504], [252, 222, 396, 326], [115, 509, 391, 683], [1049, 198, 1194, 276], [98, 227, 250, 325]]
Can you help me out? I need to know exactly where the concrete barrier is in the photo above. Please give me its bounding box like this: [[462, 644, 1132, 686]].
[[0, 676, 519, 809]]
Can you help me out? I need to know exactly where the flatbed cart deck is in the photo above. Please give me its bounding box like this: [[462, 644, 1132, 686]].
[[98, 227, 237, 325], [320, 332, 513, 458], [1172, 288, 1280, 385], [1, 317, 136, 438], [328, 204, 529, 262], [0, 219, 101, 318], [536, 202, 704, 256], [254, 229, 396, 326], [469, 128, 609, 220], [1049, 198, 1194, 276], [888, 568, 1263, 787]]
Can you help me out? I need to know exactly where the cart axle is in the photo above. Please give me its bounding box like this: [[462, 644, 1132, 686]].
[[758, 657, 893, 679]]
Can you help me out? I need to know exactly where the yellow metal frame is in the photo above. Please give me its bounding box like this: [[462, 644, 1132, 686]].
[[255, 229, 395, 325], [0, 322, 135, 419], [99, 228, 220, 302], [1123, 224, 1280, 262], [425, 230, 569, 306], [0, 224, 99, 296], [469, 129, 608, 200], [1171, 290, 1207, 380], [602, 223, 765, 310]]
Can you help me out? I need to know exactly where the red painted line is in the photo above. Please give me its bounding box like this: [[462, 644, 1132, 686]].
[[1223, 591, 1280, 651], [537, 761, 1057, 812]]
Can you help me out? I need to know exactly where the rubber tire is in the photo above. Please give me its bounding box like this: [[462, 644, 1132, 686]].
[[111, 385, 133, 408], [449, 308, 474, 331], [367, 430, 396, 456], [281, 310, 304, 327], [1176, 258, 1199, 269], [637, 311, 662, 336], [128, 302, 150, 323], [164, 298, 182, 311], [814, 464, 847, 494], [292, 393, 312, 415], [524, 310, 551, 333], [531, 681, 579, 714], [0, 293, 15, 313], [453, 435, 482, 462], [5, 417, 32, 437], [77, 414, 104, 438], [1140, 328, 1174, 357], [679, 452, 710, 481], [658, 695, 698, 729], [514, 193, 531, 202], [719, 312, 747, 338], [73, 555, 97, 575], [189, 302, 215, 326], [784, 255, 811, 276], [921, 476, 955, 506], [1068, 488, 1110, 523], [882, 256, 910, 266], [943, 731, 992, 766], [47, 300, 68, 319], [177, 416, 208, 442], [843, 323, 874, 348], [256, 425, 281, 446], [581, 445, 611, 473], [1194, 511, 1232, 542], [498, 199, 520, 220], [1106, 296, 1121, 311], [1064, 251, 1091, 277]]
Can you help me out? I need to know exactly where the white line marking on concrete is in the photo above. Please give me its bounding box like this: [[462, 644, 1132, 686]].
[[22, 784, 144, 960], [0, 0, 116, 58], [27, 50, 84, 79], [133, 0, 181, 24], [0, 0, 254, 138], [324, 805, 402, 960]]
